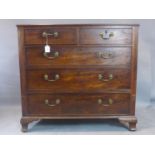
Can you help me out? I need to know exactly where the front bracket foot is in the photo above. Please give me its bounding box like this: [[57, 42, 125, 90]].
[[20, 117, 40, 132], [118, 116, 137, 131]]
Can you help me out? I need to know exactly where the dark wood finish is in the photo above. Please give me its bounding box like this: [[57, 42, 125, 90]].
[[25, 28, 77, 45], [17, 24, 139, 132], [80, 28, 132, 45], [27, 68, 130, 92], [27, 94, 130, 115], [17, 24, 139, 27], [130, 26, 139, 115], [26, 47, 131, 67], [18, 27, 28, 115]]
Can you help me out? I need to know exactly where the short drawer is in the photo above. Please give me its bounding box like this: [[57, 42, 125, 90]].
[[79, 28, 132, 45], [27, 68, 130, 93], [27, 94, 130, 116], [26, 47, 131, 67], [24, 28, 77, 44]]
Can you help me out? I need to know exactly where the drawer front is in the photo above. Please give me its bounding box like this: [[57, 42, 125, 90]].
[[27, 94, 130, 115], [27, 69, 130, 92], [26, 47, 131, 67], [80, 28, 132, 45], [24, 28, 77, 44]]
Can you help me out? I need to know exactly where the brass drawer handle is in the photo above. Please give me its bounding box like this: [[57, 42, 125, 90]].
[[99, 30, 114, 40], [98, 98, 113, 105], [44, 99, 60, 107], [97, 52, 113, 59], [98, 73, 113, 81], [44, 74, 60, 82], [42, 31, 59, 38], [43, 51, 59, 59]]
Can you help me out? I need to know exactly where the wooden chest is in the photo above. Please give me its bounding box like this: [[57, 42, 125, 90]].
[[17, 24, 139, 132]]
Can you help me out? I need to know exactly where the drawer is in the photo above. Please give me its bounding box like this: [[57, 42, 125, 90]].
[[27, 69, 130, 93], [27, 94, 130, 115], [24, 28, 77, 44], [26, 47, 131, 67], [79, 28, 132, 45]]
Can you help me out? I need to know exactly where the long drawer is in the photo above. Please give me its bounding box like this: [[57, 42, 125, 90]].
[[26, 47, 131, 67], [27, 94, 130, 116], [27, 68, 130, 92]]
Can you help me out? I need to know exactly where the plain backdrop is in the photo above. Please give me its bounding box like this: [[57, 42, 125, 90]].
[[0, 19, 153, 106]]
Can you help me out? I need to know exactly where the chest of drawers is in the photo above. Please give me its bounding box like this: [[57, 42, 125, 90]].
[[18, 24, 139, 132]]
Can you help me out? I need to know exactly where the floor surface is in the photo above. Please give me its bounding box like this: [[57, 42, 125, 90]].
[[0, 103, 155, 135]]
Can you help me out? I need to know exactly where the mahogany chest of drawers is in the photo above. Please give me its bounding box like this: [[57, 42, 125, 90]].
[[17, 24, 139, 132]]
